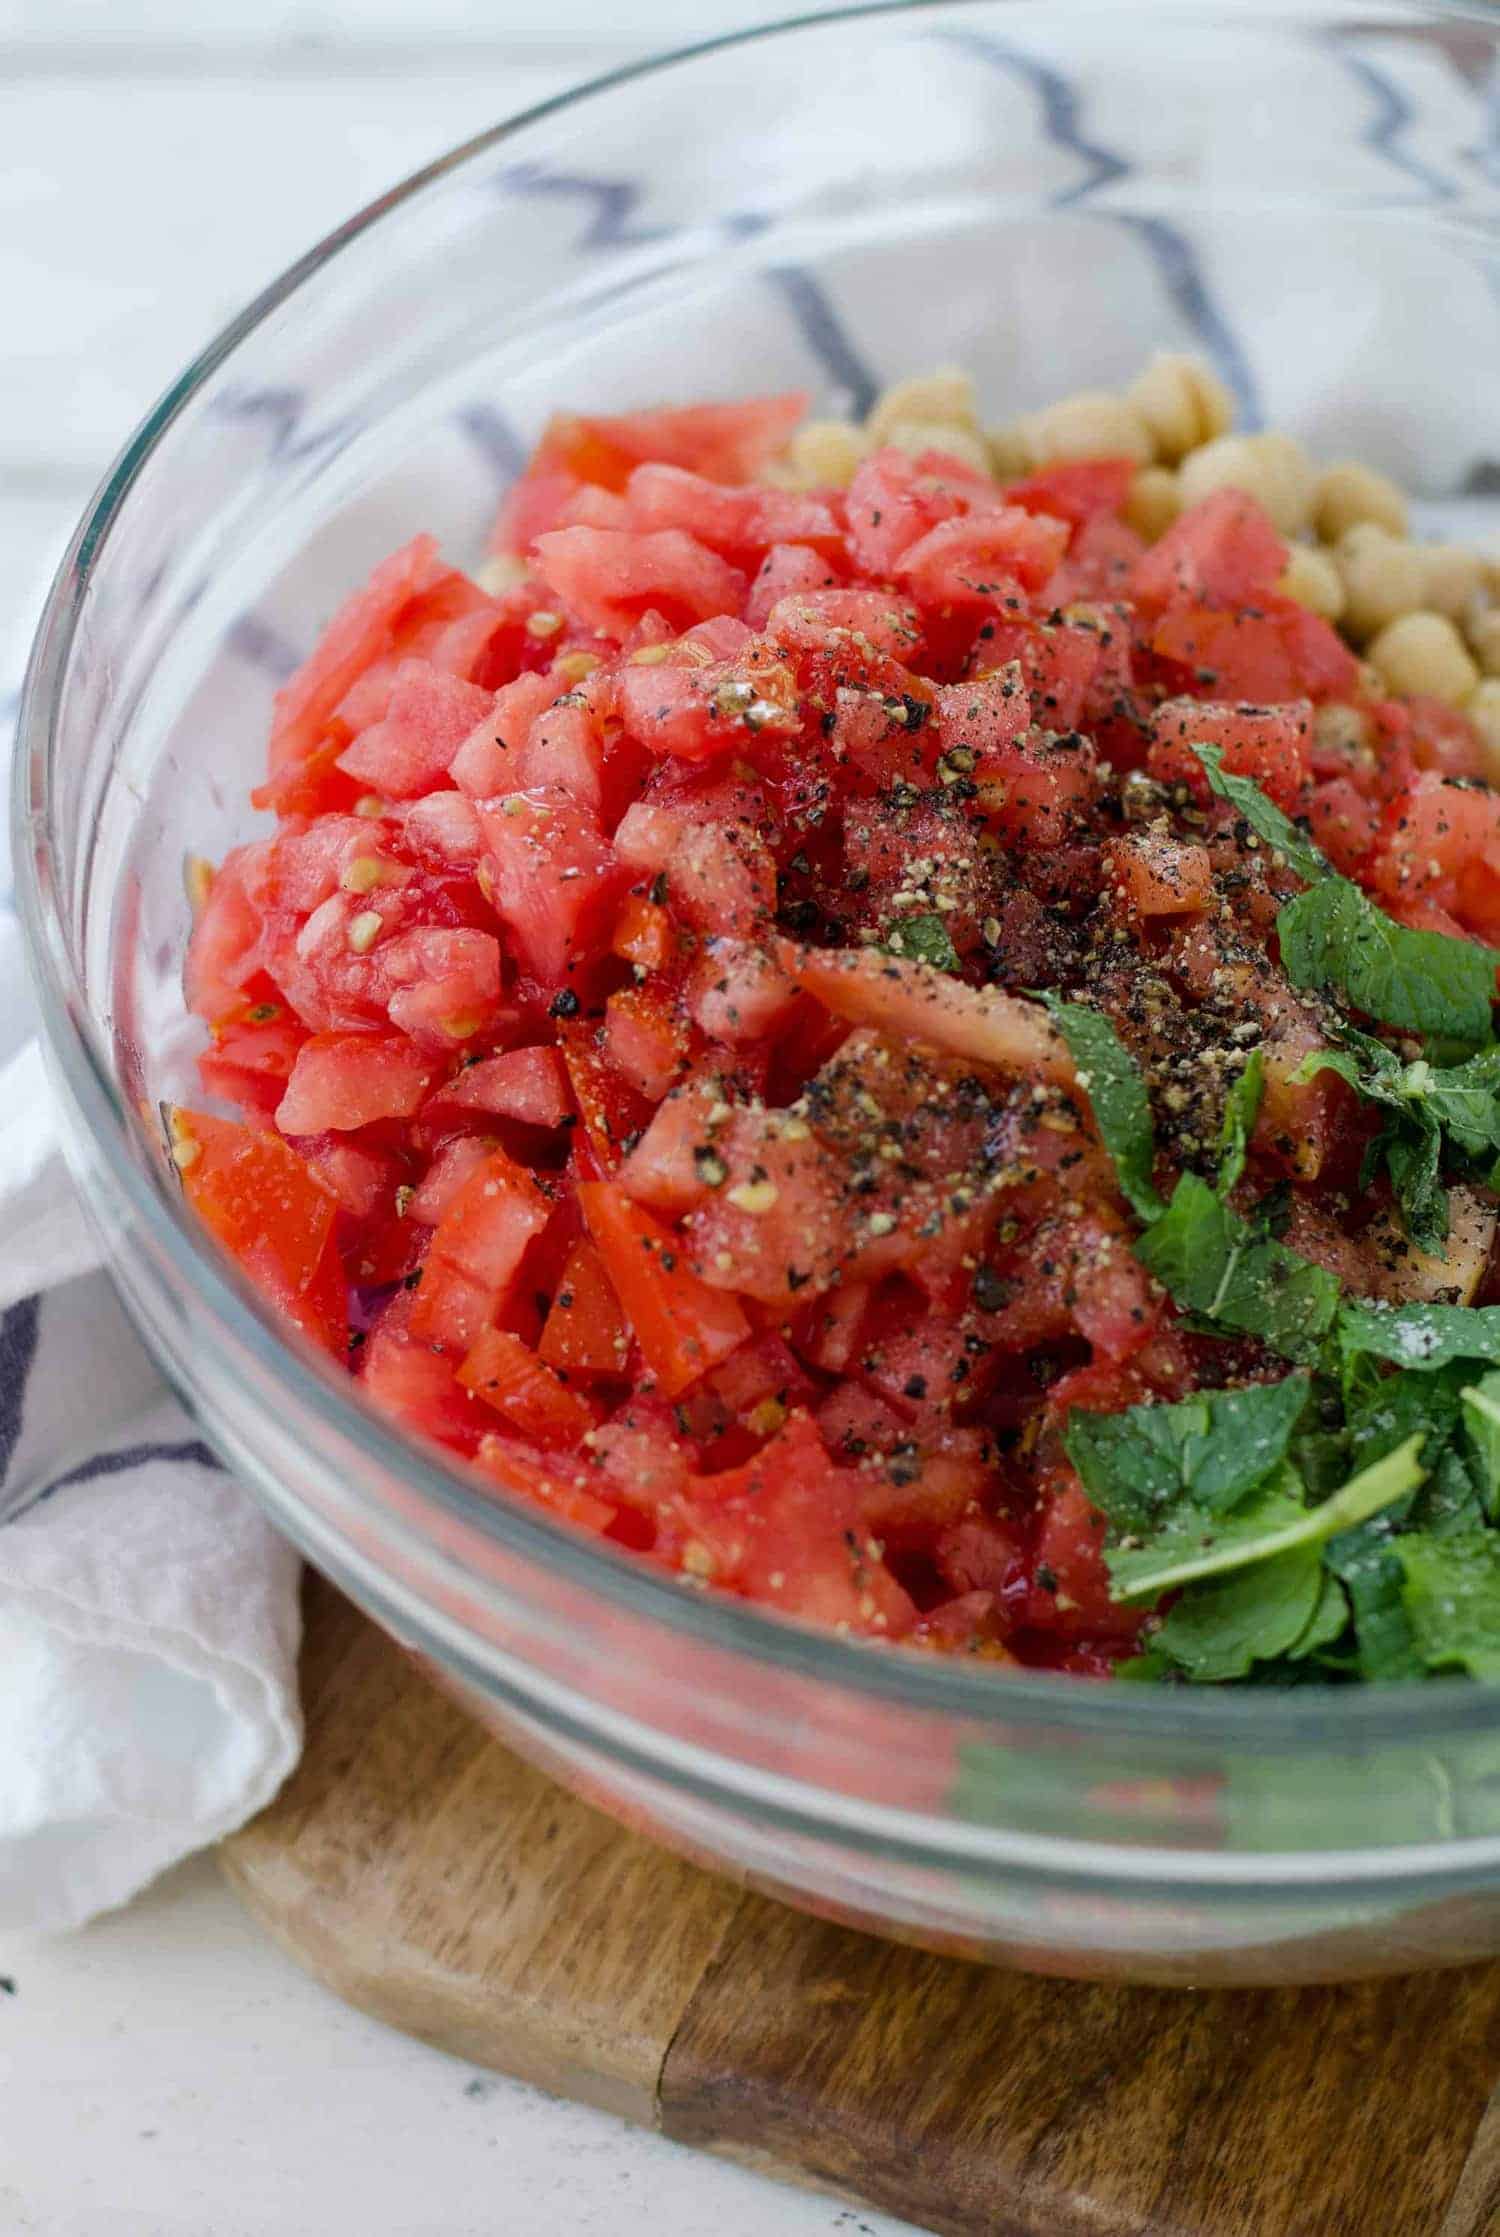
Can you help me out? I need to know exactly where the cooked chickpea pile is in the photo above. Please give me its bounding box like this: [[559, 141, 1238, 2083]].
[[768, 352, 1500, 773]]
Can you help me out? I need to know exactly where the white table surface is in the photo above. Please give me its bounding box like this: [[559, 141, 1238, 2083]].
[[0, 6, 917, 2231]]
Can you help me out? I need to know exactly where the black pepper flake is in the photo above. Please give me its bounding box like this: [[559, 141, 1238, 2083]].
[[549, 989, 582, 1019]]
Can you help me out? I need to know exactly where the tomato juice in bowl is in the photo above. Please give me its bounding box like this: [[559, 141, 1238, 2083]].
[[21, 0, 1500, 1980]]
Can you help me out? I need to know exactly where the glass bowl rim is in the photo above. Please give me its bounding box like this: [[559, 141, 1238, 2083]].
[[16, 0, 1500, 1775]]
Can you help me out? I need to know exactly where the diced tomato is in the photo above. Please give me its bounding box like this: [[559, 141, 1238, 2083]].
[[359, 1291, 492, 1453], [1146, 695, 1311, 812], [1151, 600, 1359, 707], [1106, 829, 1213, 916], [557, 1020, 655, 1173], [604, 980, 691, 1102], [197, 1003, 308, 1118], [471, 1432, 619, 1534], [658, 1413, 916, 1639], [266, 535, 451, 776], [611, 892, 678, 971], [578, 1180, 750, 1396], [477, 788, 628, 990], [1028, 1471, 1148, 1643], [423, 1045, 571, 1129], [1307, 777, 1380, 875], [745, 542, 840, 628], [169, 1108, 344, 1355], [896, 507, 1070, 607], [409, 1146, 552, 1353], [525, 393, 807, 494], [1129, 489, 1286, 611], [336, 661, 493, 797], [533, 527, 745, 639], [1003, 457, 1136, 528], [275, 1032, 435, 1134], [457, 1325, 600, 1443], [538, 1239, 630, 1377]]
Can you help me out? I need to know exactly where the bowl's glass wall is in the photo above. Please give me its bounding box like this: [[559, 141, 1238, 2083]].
[[22, 0, 1500, 1978]]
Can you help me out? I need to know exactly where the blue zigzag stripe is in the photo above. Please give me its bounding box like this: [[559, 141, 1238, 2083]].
[[457, 403, 531, 484], [936, 28, 1128, 204], [0, 1296, 40, 1489], [3, 1434, 223, 1526], [764, 267, 878, 419], [1113, 215, 1262, 429], [1331, 41, 1459, 202], [929, 26, 1262, 428], [227, 614, 300, 682], [492, 162, 667, 250]]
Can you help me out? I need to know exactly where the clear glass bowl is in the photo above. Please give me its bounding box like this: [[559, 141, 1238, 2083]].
[[18, 0, 1500, 1984]]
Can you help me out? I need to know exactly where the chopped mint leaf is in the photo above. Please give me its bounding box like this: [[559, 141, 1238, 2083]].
[[1296, 1028, 1500, 1256], [1194, 744, 1326, 881], [1345, 1362, 1467, 1498], [1324, 1521, 1426, 1682], [1338, 1300, 1500, 1372], [1064, 1373, 1310, 1535], [1152, 1543, 1328, 1682], [1134, 1173, 1339, 1362], [1216, 1046, 1263, 1199], [1035, 994, 1164, 1223], [1395, 1530, 1500, 1679], [1292, 1569, 1352, 1659], [1195, 746, 1499, 1045], [1461, 1371, 1500, 1522], [1106, 1435, 1425, 1602], [1411, 1444, 1487, 1538], [886, 912, 958, 972], [1278, 875, 1498, 1043]]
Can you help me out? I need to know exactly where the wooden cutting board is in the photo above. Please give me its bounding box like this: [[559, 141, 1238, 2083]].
[[220, 1574, 1500, 2237]]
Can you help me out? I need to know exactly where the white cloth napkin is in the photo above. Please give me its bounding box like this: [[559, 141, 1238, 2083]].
[[0, 1047, 302, 1936]]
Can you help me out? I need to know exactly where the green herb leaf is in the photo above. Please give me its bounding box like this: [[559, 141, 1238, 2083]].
[[1064, 1374, 1310, 1535], [1035, 995, 1164, 1223], [1134, 1174, 1340, 1361], [1106, 1435, 1425, 1602], [1152, 1544, 1329, 1682], [1338, 1300, 1500, 1372], [1194, 744, 1327, 881], [1324, 1521, 1427, 1682], [885, 912, 959, 972], [1394, 1530, 1500, 1679], [1195, 746, 1499, 1044], [1216, 1047, 1264, 1199], [1461, 1372, 1500, 1523], [1279, 877, 1498, 1043]]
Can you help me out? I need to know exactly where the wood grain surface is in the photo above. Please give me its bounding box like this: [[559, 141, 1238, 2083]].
[[221, 1577, 1500, 2237]]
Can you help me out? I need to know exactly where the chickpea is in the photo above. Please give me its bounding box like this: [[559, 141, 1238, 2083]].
[[1366, 610, 1480, 707], [1336, 523, 1429, 642], [1016, 390, 1154, 466], [1312, 702, 1372, 762], [1178, 431, 1317, 535], [1126, 352, 1235, 464], [1277, 543, 1345, 622], [1123, 466, 1181, 541], [985, 422, 1036, 478], [1465, 604, 1500, 678], [1420, 542, 1486, 621], [785, 418, 867, 489], [1313, 460, 1408, 544], [879, 418, 992, 472], [866, 368, 978, 443], [1466, 679, 1500, 783]]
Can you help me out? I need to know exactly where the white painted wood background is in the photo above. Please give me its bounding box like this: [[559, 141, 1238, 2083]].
[[0, 7, 918, 2234]]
